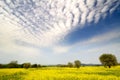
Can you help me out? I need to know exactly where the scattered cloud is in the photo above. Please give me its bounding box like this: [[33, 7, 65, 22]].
[[0, 0, 120, 64], [0, 0, 119, 46], [74, 28, 120, 46], [0, 18, 41, 57]]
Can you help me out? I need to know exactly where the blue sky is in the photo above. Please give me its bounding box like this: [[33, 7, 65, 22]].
[[63, 9, 120, 45], [0, 0, 120, 64]]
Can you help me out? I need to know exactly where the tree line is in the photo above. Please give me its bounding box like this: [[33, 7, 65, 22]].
[[0, 53, 119, 69], [0, 60, 81, 69], [0, 61, 41, 69]]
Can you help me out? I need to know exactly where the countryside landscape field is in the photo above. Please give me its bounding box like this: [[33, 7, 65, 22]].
[[0, 66, 120, 80], [0, 0, 120, 80]]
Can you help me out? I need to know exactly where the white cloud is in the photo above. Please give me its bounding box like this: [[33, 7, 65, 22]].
[[0, 34, 40, 56], [73, 28, 120, 47], [52, 46, 71, 54], [0, 0, 120, 46], [0, 17, 41, 57], [87, 43, 120, 54], [87, 29, 120, 44]]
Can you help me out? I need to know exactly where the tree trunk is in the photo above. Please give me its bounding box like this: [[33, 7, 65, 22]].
[[108, 65, 111, 68]]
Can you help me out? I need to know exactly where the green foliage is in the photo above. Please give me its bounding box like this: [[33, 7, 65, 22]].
[[56, 64, 67, 67], [74, 60, 81, 68], [99, 54, 118, 68], [0, 64, 2, 68], [68, 62, 73, 68], [23, 63, 31, 69], [37, 64, 41, 68], [8, 61, 18, 68], [31, 64, 38, 68]]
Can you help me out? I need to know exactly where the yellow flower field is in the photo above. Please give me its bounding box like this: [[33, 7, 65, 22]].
[[0, 66, 120, 80]]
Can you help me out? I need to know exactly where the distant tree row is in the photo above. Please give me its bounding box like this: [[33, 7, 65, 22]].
[[67, 60, 81, 68], [0, 61, 41, 69], [0, 53, 119, 69], [67, 53, 118, 68], [56, 60, 81, 68]]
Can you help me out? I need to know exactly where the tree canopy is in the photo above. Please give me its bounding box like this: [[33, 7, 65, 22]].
[[68, 62, 73, 68], [74, 60, 81, 68], [99, 54, 118, 68]]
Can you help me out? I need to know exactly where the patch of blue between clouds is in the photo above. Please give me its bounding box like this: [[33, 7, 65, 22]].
[[61, 7, 120, 45]]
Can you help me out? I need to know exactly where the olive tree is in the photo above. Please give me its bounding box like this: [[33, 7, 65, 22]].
[[23, 63, 31, 69], [74, 60, 81, 68], [99, 54, 118, 68]]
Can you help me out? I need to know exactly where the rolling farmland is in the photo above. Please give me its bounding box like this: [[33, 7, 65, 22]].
[[0, 66, 120, 80]]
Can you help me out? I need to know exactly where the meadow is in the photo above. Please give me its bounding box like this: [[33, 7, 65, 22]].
[[0, 66, 120, 80]]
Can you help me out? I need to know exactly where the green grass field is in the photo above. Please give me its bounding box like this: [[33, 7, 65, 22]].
[[0, 66, 120, 80]]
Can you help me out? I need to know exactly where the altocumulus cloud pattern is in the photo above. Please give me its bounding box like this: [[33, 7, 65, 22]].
[[0, 0, 120, 46]]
